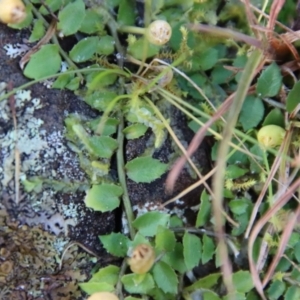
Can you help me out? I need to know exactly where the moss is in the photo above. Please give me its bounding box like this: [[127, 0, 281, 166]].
[[0, 214, 94, 299]]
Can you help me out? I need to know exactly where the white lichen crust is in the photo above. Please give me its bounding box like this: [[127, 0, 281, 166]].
[[0, 82, 87, 235]]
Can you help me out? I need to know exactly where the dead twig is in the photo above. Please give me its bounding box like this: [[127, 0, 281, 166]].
[[8, 82, 20, 205], [262, 204, 300, 288], [248, 177, 300, 300], [19, 19, 57, 69]]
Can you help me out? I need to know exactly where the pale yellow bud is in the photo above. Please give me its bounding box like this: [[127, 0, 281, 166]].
[[257, 125, 285, 148], [128, 244, 155, 274], [0, 0, 26, 24], [146, 20, 172, 46]]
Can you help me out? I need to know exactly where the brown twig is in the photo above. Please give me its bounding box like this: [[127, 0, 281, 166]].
[[40, 0, 58, 21], [7, 82, 20, 205], [262, 204, 300, 288], [19, 19, 57, 69], [245, 132, 289, 238], [248, 177, 300, 299], [188, 24, 263, 50]]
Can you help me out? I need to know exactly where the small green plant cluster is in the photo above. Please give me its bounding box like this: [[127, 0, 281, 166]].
[[79, 197, 255, 300]]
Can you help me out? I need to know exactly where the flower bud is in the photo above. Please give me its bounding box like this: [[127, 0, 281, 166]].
[[257, 125, 285, 148], [146, 20, 172, 46], [0, 0, 26, 24], [128, 244, 155, 274]]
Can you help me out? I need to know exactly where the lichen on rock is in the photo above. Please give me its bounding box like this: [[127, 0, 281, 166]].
[[0, 82, 87, 234]]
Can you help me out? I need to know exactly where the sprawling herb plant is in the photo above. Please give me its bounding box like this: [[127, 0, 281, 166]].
[[3, 0, 300, 299]]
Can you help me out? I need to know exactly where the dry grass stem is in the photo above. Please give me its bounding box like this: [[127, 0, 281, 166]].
[[248, 177, 300, 299]]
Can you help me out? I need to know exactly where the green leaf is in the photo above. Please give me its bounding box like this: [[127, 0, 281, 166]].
[[127, 104, 166, 148], [284, 286, 300, 300], [262, 108, 285, 127], [21, 177, 43, 193], [229, 198, 250, 215], [40, 0, 66, 14], [152, 261, 178, 294], [90, 161, 109, 176], [267, 280, 286, 300], [170, 215, 183, 228], [99, 233, 130, 257], [117, 0, 136, 26], [132, 212, 170, 237], [226, 165, 248, 179], [66, 76, 81, 91], [57, 0, 85, 36], [286, 81, 300, 113], [275, 257, 291, 272], [185, 273, 221, 291], [246, 290, 261, 300], [169, 21, 195, 51], [127, 37, 160, 60], [188, 73, 206, 90], [29, 19, 45, 42], [125, 156, 168, 183], [84, 90, 118, 112], [232, 270, 254, 293], [123, 124, 148, 139], [102, 0, 120, 9], [90, 265, 120, 284], [80, 9, 105, 34], [85, 183, 123, 212], [162, 242, 187, 274], [249, 144, 265, 173], [294, 242, 300, 263], [202, 234, 215, 264], [79, 281, 114, 295], [211, 65, 233, 84], [256, 62, 282, 97], [291, 269, 300, 281], [88, 135, 118, 158], [155, 225, 176, 252], [52, 73, 74, 89], [231, 212, 250, 236], [130, 232, 150, 248], [122, 273, 155, 294], [70, 37, 99, 62], [239, 96, 264, 131], [226, 139, 249, 165], [223, 292, 245, 300], [203, 290, 221, 300], [96, 36, 116, 55], [72, 124, 118, 158], [88, 117, 119, 136], [288, 232, 300, 248], [24, 44, 61, 80], [191, 48, 218, 71], [233, 54, 248, 83], [87, 70, 118, 90], [196, 190, 211, 227], [183, 232, 202, 270]]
